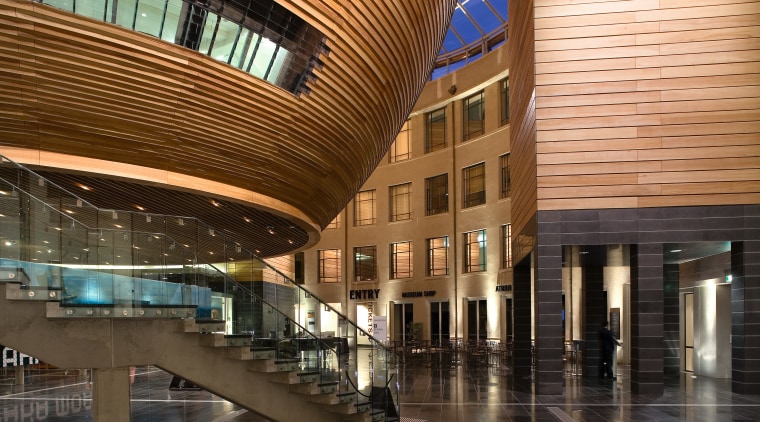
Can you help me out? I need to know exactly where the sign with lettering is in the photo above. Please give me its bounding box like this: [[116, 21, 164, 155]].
[[401, 291, 436, 298], [496, 285, 512, 292], [373, 316, 387, 341], [350, 289, 380, 300], [2, 346, 40, 368], [610, 308, 621, 340]]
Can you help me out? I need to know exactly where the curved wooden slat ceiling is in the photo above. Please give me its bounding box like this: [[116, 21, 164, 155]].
[[0, 0, 456, 256]]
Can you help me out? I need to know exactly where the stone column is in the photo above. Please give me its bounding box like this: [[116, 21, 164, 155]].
[[512, 260, 533, 383], [732, 240, 760, 394], [534, 241, 563, 395], [630, 243, 664, 395], [663, 264, 680, 375], [92, 367, 131, 422], [583, 264, 605, 378]]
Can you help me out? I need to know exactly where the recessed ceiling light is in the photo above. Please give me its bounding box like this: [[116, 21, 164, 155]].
[[670, 249, 682, 253], [75, 183, 91, 191]]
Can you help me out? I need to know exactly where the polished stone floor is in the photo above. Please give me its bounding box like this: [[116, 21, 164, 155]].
[[1, 358, 759, 421]]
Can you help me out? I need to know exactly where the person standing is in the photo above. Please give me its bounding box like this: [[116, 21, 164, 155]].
[[599, 320, 620, 379]]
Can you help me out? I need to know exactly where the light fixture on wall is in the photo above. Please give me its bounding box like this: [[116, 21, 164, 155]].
[[448, 85, 457, 95]]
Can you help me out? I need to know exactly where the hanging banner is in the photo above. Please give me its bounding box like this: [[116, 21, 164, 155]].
[[373, 316, 387, 342]]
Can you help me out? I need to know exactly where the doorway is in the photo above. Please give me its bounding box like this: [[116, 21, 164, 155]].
[[393, 302, 414, 345], [467, 299, 487, 342], [430, 301, 450, 347]]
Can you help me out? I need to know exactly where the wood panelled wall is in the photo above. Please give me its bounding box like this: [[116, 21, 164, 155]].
[[509, 0, 539, 263], [533, 0, 760, 211], [0, 0, 455, 236]]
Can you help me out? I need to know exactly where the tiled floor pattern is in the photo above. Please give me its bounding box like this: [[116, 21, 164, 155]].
[[1, 359, 759, 421]]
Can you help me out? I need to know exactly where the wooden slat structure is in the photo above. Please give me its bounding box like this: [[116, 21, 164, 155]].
[[0, 0, 456, 256], [512, 0, 760, 261]]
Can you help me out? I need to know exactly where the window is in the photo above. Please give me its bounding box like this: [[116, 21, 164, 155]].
[[500, 77, 509, 125], [390, 120, 411, 163], [390, 241, 413, 279], [500, 153, 511, 199], [425, 174, 449, 215], [354, 245, 377, 281], [425, 107, 446, 153], [318, 249, 341, 283], [389, 183, 412, 222], [354, 190, 376, 226], [463, 229, 486, 273], [325, 214, 341, 230], [463, 163, 486, 208], [426, 236, 449, 276], [501, 224, 512, 269], [463, 91, 484, 141]]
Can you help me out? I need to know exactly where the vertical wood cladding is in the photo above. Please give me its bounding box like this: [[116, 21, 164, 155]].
[[534, 0, 760, 211], [508, 0, 539, 262]]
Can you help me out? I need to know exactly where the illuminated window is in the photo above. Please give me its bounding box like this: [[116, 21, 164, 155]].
[[390, 241, 413, 279], [463, 91, 484, 141], [354, 245, 377, 281], [425, 108, 446, 153], [500, 77, 509, 125], [325, 214, 341, 230], [463, 229, 486, 273], [501, 224, 512, 269], [500, 153, 511, 199], [318, 249, 341, 283], [426, 236, 449, 276], [390, 183, 412, 222], [463, 163, 486, 208], [390, 120, 411, 163], [354, 190, 376, 226], [425, 174, 448, 216]]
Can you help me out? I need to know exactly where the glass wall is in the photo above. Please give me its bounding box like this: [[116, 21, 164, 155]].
[[38, 0, 326, 95]]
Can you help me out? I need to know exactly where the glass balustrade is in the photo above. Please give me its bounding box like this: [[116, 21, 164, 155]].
[[0, 155, 399, 420], [31, 0, 327, 96]]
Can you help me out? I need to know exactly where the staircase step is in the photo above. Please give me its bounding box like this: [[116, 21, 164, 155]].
[[290, 380, 338, 395], [309, 390, 355, 405], [46, 302, 197, 318], [250, 347, 277, 360], [355, 401, 372, 413], [249, 358, 300, 373], [369, 409, 387, 422], [268, 370, 320, 385], [0, 267, 29, 283], [223, 334, 255, 347], [195, 319, 226, 333], [5, 283, 60, 301]]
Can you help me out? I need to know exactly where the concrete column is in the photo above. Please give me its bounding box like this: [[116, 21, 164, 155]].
[[732, 240, 760, 394], [663, 264, 680, 375], [534, 242, 563, 395], [92, 367, 131, 422], [630, 243, 664, 395], [14, 365, 24, 385]]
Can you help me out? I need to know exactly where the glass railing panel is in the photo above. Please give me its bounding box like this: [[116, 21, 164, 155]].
[[0, 155, 400, 419]]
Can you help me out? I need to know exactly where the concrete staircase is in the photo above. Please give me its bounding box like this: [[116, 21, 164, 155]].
[[0, 281, 392, 422]]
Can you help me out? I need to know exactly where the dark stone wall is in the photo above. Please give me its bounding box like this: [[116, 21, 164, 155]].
[[527, 204, 759, 395]]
